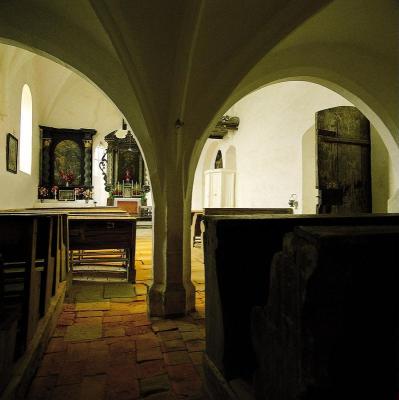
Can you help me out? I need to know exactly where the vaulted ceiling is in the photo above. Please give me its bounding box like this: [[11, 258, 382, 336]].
[[0, 0, 397, 197]]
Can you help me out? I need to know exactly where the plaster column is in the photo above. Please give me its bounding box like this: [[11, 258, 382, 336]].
[[148, 140, 196, 317]]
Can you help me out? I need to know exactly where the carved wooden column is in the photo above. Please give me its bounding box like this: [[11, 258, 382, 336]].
[[83, 138, 93, 187], [40, 130, 52, 185]]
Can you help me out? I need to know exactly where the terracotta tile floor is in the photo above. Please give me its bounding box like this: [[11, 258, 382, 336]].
[[27, 229, 208, 400]]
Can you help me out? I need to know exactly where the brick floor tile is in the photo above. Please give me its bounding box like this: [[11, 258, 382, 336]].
[[57, 318, 74, 327], [85, 360, 109, 376], [181, 331, 204, 342], [104, 308, 132, 316], [121, 314, 136, 323], [129, 302, 147, 313], [103, 327, 125, 337], [74, 317, 103, 325], [130, 312, 147, 320], [66, 342, 89, 361], [139, 374, 170, 397], [170, 379, 203, 398], [79, 375, 106, 400], [185, 340, 205, 352], [136, 331, 158, 340], [36, 353, 65, 376], [107, 363, 138, 384], [167, 364, 199, 381], [52, 383, 81, 400], [45, 338, 67, 353], [52, 327, 67, 338], [157, 331, 182, 341], [27, 375, 57, 400], [106, 383, 140, 400], [188, 352, 204, 365], [175, 322, 198, 332], [64, 323, 102, 341], [136, 338, 160, 350], [63, 304, 75, 312], [137, 347, 163, 362], [57, 361, 85, 385], [75, 301, 110, 311], [163, 351, 191, 366], [109, 338, 136, 354], [88, 339, 109, 352], [152, 321, 177, 332], [76, 310, 103, 318], [138, 360, 166, 379], [103, 315, 123, 323], [109, 351, 136, 366], [126, 324, 149, 336], [134, 319, 152, 327], [160, 340, 186, 353], [143, 392, 177, 400]]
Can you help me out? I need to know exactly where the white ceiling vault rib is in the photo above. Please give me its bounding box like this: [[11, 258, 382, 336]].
[[168, 1, 205, 129], [89, 0, 154, 139]]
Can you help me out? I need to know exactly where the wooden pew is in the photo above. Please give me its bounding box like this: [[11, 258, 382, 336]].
[[203, 213, 399, 394], [27, 207, 137, 282], [204, 207, 293, 215], [67, 210, 137, 282], [0, 212, 68, 397]]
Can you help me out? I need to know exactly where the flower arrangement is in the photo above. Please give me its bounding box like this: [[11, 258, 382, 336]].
[[82, 189, 92, 200], [51, 185, 59, 198], [38, 186, 49, 199], [59, 169, 75, 185], [74, 187, 83, 199]]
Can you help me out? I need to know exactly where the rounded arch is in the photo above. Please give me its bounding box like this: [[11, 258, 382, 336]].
[[0, 36, 161, 211]]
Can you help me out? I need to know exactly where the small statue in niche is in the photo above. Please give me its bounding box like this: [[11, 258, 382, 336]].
[[214, 150, 223, 169], [124, 168, 132, 182]]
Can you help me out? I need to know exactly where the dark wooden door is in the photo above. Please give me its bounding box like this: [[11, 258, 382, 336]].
[[316, 106, 371, 213]]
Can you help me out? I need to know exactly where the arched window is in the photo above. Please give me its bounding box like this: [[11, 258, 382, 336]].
[[19, 84, 32, 174]]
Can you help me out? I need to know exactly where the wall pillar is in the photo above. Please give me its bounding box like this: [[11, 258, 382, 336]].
[[148, 139, 196, 317]]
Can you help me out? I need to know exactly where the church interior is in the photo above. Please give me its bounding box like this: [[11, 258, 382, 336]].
[[0, 1, 398, 399]]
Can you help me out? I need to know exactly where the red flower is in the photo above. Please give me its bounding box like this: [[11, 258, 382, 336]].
[[59, 169, 75, 183]]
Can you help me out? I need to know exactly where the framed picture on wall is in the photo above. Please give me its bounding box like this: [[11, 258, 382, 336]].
[[6, 133, 18, 174]]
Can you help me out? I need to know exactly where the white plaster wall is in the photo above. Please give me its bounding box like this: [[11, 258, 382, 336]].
[[0, 43, 146, 209], [0, 46, 41, 209], [192, 81, 396, 213]]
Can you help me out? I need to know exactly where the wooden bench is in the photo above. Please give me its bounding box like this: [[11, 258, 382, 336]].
[[0, 212, 69, 396], [68, 211, 137, 283], [203, 213, 399, 395], [190, 208, 294, 247]]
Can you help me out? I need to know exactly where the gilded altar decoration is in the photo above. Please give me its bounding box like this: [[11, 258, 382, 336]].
[[38, 125, 95, 200]]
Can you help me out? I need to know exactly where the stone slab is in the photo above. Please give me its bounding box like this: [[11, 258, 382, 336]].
[[64, 323, 102, 341]]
